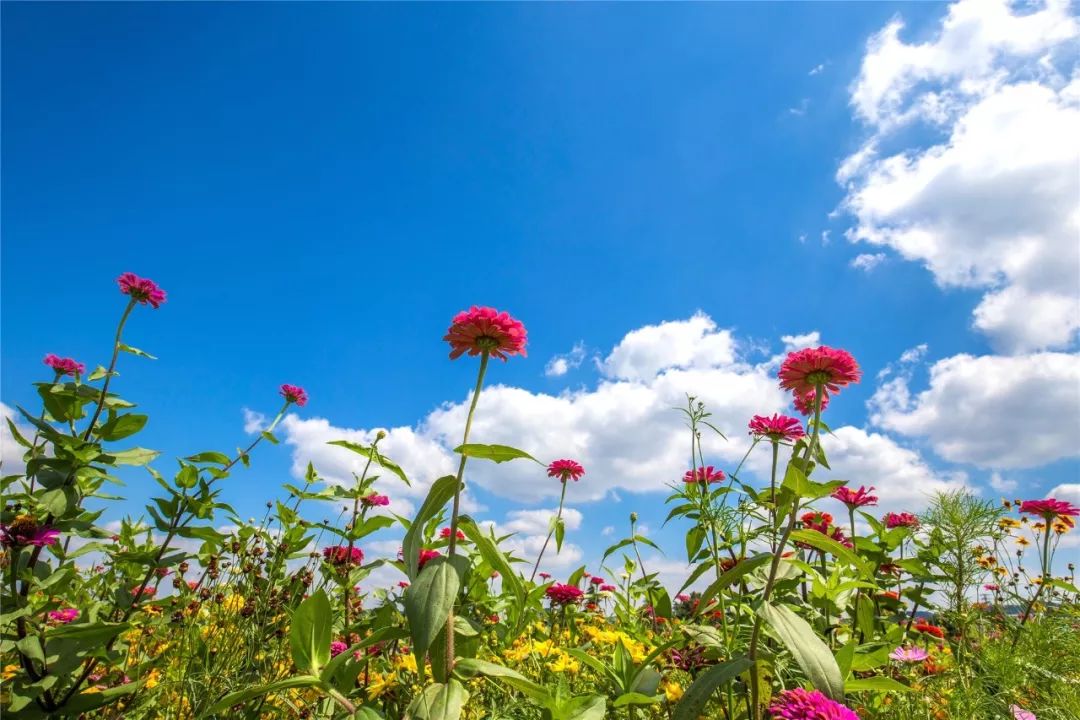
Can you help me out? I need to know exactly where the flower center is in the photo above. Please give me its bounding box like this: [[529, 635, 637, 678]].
[[806, 371, 831, 387], [475, 336, 500, 351]]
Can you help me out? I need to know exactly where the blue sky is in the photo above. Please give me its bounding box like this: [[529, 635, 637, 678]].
[[3, 1, 1078, 584]]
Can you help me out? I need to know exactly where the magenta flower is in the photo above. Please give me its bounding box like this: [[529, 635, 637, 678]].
[[444, 306, 527, 361], [117, 272, 166, 308], [797, 511, 853, 550], [589, 576, 605, 585], [330, 640, 348, 658], [779, 346, 861, 398], [793, 389, 830, 417], [322, 545, 364, 567], [439, 527, 465, 541], [417, 548, 441, 571], [768, 688, 860, 720], [131, 585, 156, 599], [545, 583, 584, 606], [831, 485, 878, 509], [48, 608, 79, 624], [683, 466, 726, 484], [0, 516, 60, 548], [547, 459, 585, 483], [361, 493, 390, 507], [748, 413, 806, 442], [884, 511, 920, 529], [1019, 498, 1080, 519], [599, 584, 616, 592], [1011, 706, 1036, 720], [279, 384, 308, 407], [984, 583, 999, 591], [538, 572, 551, 580], [43, 354, 85, 376], [889, 646, 929, 663]]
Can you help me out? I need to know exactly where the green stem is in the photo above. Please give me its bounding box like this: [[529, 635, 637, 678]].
[[82, 299, 136, 441], [530, 479, 567, 582]]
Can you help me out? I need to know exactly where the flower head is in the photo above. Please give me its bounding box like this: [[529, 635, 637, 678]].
[[768, 688, 860, 720], [779, 346, 861, 398], [884, 511, 920, 529], [439, 527, 465, 541], [538, 572, 551, 580], [279, 384, 308, 407], [545, 583, 584, 606], [683, 466, 726, 485], [117, 272, 166, 308], [547, 459, 585, 483], [330, 641, 348, 658], [361, 493, 390, 507], [798, 511, 852, 550], [417, 549, 441, 571], [48, 608, 79, 624], [793, 389, 829, 417], [43, 354, 85, 376], [1011, 706, 1036, 720], [831, 485, 878, 509], [912, 621, 945, 638], [589, 576, 605, 585], [444, 306, 527, 361], [599, 584, 616, 592], [322, 545, 364, 567], [889, 645, 929, 663], [748, 414, 806, 442], [1019, 498, 1080, 519], [0, 516, 60, 548]]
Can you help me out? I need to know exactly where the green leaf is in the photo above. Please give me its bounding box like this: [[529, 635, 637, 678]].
[[454, 658, 550, 704], [554, 517, 565, 552], [404, 558, 462, 669], [405, 680, 469, 720], [560, 694, 607, 720], [185, 451, 231, 465], [845, 676, 914, 693], [38, 486, 76, 516], [205, 675, 322, 713], [290, 589, 331, 675], [696, 553, 771, 614], [61, 680, 141, 714], [452, 443, 541, 465], [672, 656, 753, 720], [403, 476, 460, 579], [458, 516, 524, 607], [97, 414, 148, 441], [106, 447, 160, 466], [788, 529, 872, 575], [613, 692, 661, 707], [118, 343, 157, 360], [758, 602, 844, 701], [261, 430, 280, 445], [16, 636, 44, 664], [328, 440, 411, 486]]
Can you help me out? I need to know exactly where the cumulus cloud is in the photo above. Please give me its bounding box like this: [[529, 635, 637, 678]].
[[850, 253, 887, 272], [870, 352, 1080, 469], [599, 313, 737, 381], [1, 403, 30, 477], [840, 0, 1080, 353], [544, 342, 587, 378]]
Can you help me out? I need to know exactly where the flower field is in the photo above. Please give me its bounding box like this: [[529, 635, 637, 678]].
[[2, 275, 1078, 720]]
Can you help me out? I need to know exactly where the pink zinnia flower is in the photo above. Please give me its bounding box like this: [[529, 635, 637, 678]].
[[361, 493, 390, 507], [798, 511, 853, 550], [43, 354, 85, 376], [748, 414, 805, 442], [443, 306, 527, 361], [330, 640, 348, 657], [589, 576, 605, 585], [417, 548, 441, 570], [538, 572, 551, 580], [793, 389, 830, 417], [279, 384, 308, 406], [779, 346, 861, 398], [984, 583, 999, 591], [884, 511, 919, 529], [600, 584, 616, 592], [1019, 498, 1080, 519], [683, 466, 726, 484], [322, 545, 364, 567], [831, 485, 878, 509], [439, 527, 466, 541], [48, 608, 79, 624], [545, 583, 584, 606], [397, 581, 410, 589], [131, 585, 156, 599], [768, 688, 859, 720], [0, 517, 60, 548], [547, 459, 585, 483], [117, 272, 166, 308], [1011, 706, 1036, 720], [889, 645, 929, 663]]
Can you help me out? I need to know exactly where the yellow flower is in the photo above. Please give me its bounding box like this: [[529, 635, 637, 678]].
[[366, 671, 397, 700], [223, 594, 245, 614], [82, 687, 104, 695], [394, 653, 418, 674], [547, 652, 579, 674], [144, 668, 162, 690], [2, 664, 19, 681], [1015, 537, 1031, 547], [999, 518, 1021, 530], [662, 679, 684, 703]]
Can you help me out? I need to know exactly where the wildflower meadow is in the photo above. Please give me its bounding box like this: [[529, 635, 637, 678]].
[[2, 275, 1078, 720]]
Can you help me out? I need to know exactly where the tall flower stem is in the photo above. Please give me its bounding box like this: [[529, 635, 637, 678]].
[[769, 440, 780, 550], [530, 479, 567, 582], [82, 298, 136, 442], [1012, 519, 1053, 648], [444, 350, 490, 673], [344, 437, 380, 631]]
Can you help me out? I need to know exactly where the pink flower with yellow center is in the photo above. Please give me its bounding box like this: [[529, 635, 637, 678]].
[[1019, 498, 1080, 519], [884, 511, 919, 529], [748, 414, 805, 442], [48, 608, 79, 624], [117, 272, 166, 308], [43, 354, 85, 376], [545, 583, 584, 606], [547, 459, 585, 483], [793, 389, 830, 416], [889, 646, 928, 663], [361, 493, 390, 507], [443, 306, 527, 361], [683, 466, 726, 484], [831, 485, 878, 509], [780, 346, 861, 398]]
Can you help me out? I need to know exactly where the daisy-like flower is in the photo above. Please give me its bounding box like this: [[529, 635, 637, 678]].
[[0, 516, 60, 548], [322, 545, 364, 567], [43, 354, 85, 376], [538, 572, 551, 580], [683, 466, 726, 484], [748, 414, 805, 442], [768, 688, 860, 720], [889, 646, 929, 663], [779, 346, 861, 398], [279, 384, 308, 406], [599, 584, 616, 592], [547, 459, 585, 483], [117, 272, 166, 308], [831, 485, 878, 509], [589, 576, 605, 586], [47, 608, 80, 624], [443, 306, 527, 361], [545, 583, 584, 606], [1019, 498, 1080, 519], [439, 527, 465, 541], [793, 389, 830, 417], [797, 511, 853, 549], [1015, 536, 1031, 547], [1012, 706, 1036, 720], [361, 493, 390, 507], [884, 512, 919, 529], [984, 583, 999, 591]]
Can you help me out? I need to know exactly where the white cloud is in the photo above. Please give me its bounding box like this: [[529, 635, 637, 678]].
[[841, 0, 1080, 352], [809, 63, 826, 76], [544, 342, 587, 378], [781, 331, 821, 351], [899, 344, 928, 364], [1, 403, 30, 477], [601, 526, 615, 537], [850, 252, 887, 272], [1048, 483, 1080, 506], [788, 98, 810, 116], [599, 312, 738, 381], [870, 352, 1080, 468], [989, 472, 1018, 493]]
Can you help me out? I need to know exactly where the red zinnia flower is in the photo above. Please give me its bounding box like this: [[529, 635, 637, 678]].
[[912, 621, 945, 638], [443, 306, 527, 361], [683, 466, 726, 484], [439, 527, 466, 541], [1019, 498, 1080, 519], [279, 384, 308, 406], [322, 545, 364, 567], [793, 389, 830, 417], [884, 511, 919, 529], [748, 414, 805, 442], [779, 346, 861, 398], [417, 549, 441, 570], [545, 583, 584, 605], [768, 688, 860, 720], [117, 272, 166, 308], [600, 584, 616, 592], [798, 512, 853, 550], [589, 576, 605, 585], [877, 591, 900, 600], [361, 493, 390, 507], [43, 354, 85, 376], [831, 485, 878, 509], [547, 459, 585, 483], [131, 585, 156, 599]]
